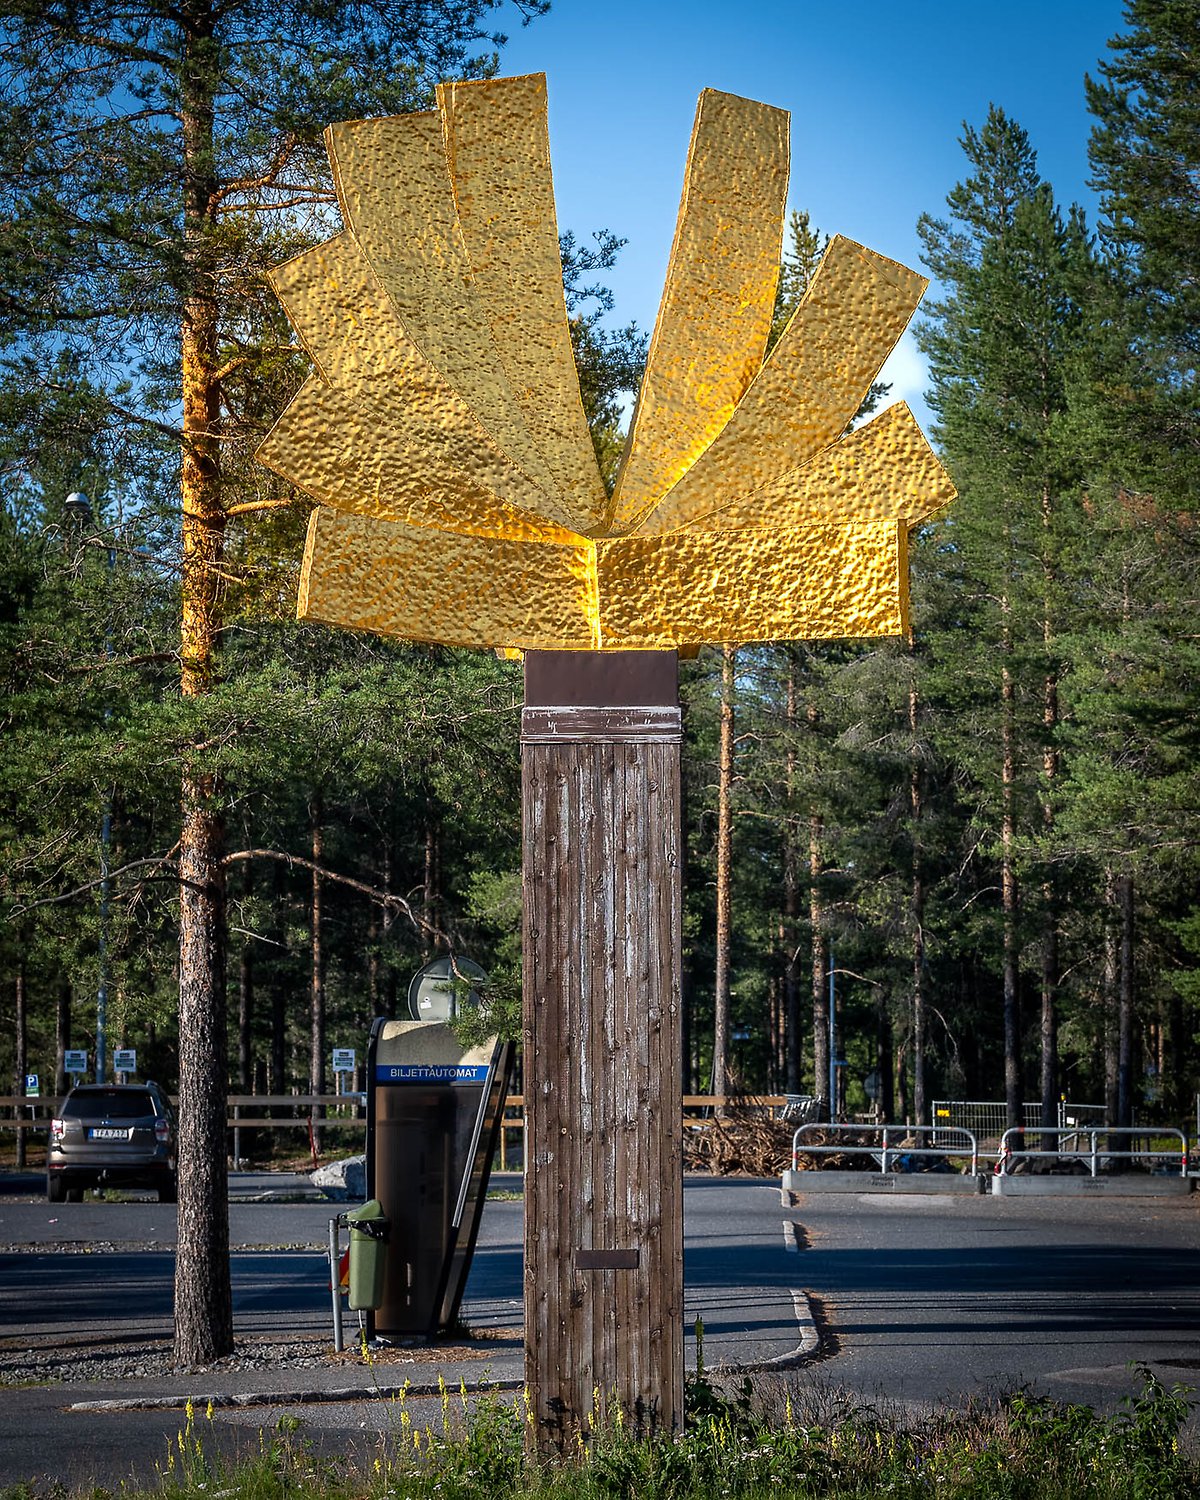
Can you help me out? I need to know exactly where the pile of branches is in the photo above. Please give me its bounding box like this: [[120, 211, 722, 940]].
[[683, 1107, 794, 1177]]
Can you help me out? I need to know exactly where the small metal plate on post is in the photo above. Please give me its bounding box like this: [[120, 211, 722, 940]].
[[576, 1248, 640, 1271]]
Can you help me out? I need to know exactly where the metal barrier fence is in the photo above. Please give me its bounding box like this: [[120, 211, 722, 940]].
[[932, 1100, 1038, 1144], [793, 1122, 979, 1176], [997, 1125, 1188, 1178], [932, 1099, 1119, 1147]]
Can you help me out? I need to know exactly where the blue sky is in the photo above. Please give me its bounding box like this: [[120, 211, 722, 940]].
[[498, 0, 1130, 427]]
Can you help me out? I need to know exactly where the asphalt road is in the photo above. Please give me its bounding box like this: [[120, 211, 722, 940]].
[[2, 1175, 1198, 1492]]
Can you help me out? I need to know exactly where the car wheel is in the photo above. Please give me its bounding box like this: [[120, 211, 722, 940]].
[[158, 1177, 177, 1204], [47, 1175, 65, 1204]]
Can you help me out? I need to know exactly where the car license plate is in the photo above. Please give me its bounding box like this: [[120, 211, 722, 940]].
[[89, 1127, 131, 1140]]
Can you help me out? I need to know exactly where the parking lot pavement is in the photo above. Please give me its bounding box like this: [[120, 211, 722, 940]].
[[3, 1174, 1199, 1492]]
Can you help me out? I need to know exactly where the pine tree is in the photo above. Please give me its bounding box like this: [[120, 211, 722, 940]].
[[0, 0, 543, 1364], [1067, 0, 1200, 1120], [1086, 0, 1200, 516], [917, 106, 1098, 1131]]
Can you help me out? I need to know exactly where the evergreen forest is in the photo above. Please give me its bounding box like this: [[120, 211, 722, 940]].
[[3, 0, 1199, 1169]]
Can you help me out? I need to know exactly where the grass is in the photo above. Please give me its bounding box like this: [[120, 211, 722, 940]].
[[2, 1363, 1194, 1500]]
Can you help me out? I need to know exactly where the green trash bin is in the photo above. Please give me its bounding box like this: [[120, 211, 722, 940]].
[[346, 1198, 389, 1311]]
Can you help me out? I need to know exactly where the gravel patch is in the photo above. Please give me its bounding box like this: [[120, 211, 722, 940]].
[[0, 1241, 322, 1254], [0, 1334, 332, 1386], [0, 1329, 523, 1388]]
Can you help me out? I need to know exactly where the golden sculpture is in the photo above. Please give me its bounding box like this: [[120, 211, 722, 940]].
[[259, 74, 955, 651]]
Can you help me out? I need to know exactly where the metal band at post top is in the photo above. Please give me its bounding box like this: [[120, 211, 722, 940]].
[[523, 648, 679, 709], [521, 648, 681, 743], [520, 705, 682, 743]]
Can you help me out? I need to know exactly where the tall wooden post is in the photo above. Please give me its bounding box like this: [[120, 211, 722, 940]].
[[521, 649, 684, 1449]]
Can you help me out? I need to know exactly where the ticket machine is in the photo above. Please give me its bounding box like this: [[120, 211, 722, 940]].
[[364, 958, 514, 1338]]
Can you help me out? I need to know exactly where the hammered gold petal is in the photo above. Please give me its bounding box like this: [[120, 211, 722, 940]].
[[257, 377, 578, 545], [594, 522, 909, 647], [264, 235, 578, 540], [608, 89, 788, 534], [298, 507, 598, 649], [324, 114, 560, 500], [669, 403, 957, 533], [437, 74, 607, 533], [639, 236, 927, 536]]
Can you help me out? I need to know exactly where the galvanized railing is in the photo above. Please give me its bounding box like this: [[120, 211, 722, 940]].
[[997, 1125, 1188, 1177], [792, 1122, 979, 1176]]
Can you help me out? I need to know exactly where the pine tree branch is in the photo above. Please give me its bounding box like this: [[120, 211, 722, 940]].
[[9, 852, 185, 913], [210, 135, 298, 207], [222, 848, 443, 940], [64, 651, 177, 675], [223, 497, 301, 517]]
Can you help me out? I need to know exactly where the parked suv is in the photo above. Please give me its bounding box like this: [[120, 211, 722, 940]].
[[47, 1082, 177, 1202]]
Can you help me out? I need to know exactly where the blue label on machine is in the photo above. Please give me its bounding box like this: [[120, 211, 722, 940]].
[[375, 1063, 490, 1085]]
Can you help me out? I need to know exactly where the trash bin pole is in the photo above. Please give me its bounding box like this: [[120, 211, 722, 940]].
[[328, 1217, 343, 1353]]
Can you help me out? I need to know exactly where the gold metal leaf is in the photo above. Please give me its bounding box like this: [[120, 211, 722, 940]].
[[665, 403, 956, 533], [594, 523, 908, 647], [608, 88, 788, 534], [324, 113, 562, 504], [259, 234, 578, 542], [298, 507, 598, 650], [437, 74, 608, 535]]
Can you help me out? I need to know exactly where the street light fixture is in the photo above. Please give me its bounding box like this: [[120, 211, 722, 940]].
[[64, 491, 112, 1087]]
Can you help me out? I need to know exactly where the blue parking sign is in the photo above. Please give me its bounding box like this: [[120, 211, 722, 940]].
[[24, 1074, 39, 1097]]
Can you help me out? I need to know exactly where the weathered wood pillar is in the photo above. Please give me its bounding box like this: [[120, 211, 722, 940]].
[[522, 649, 684, 1449]]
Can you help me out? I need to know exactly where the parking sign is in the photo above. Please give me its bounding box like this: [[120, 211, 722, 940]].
[[113, 1048, 137, 1075], [64, 1050, 87, 1075], [24, 1074, 39, 1097], [332, 1048, 356, 1074]]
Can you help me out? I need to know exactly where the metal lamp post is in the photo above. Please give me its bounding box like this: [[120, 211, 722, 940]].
[[64, 491, 113, 1086]]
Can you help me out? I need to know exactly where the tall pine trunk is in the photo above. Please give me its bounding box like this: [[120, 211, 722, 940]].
[[1039, 672, 1059, 1138], [1103, 867, 1119, 1124], [1001, 640, 1022, 1133], [1040, 479, 1060, 1138], [423, 798, 441, 955], [810, 808, 827, 1112], [783, 649, 801, 1092], [712, 643, 735, 1109], [54, 979, 71, 1097], [909, 679, 926, 1127], [14, 967, 26, 1171], [173, 0, 233, 1365], [309, 794, 325, 1151], [238, 863, 254, 1094], [1117, 873, 1134, 1130]]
